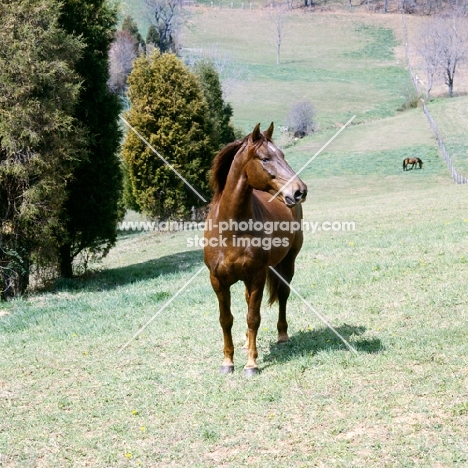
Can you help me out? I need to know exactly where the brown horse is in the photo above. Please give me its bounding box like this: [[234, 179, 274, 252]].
[[403, 157, 423, 171], [204, 123, 307, 376]]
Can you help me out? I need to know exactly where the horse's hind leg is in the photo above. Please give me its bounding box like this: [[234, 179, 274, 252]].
[[275, 252, 297, 344], [210, 273, 235, 374], [242, 287, 250, 350], [277, 269, 293, 344]]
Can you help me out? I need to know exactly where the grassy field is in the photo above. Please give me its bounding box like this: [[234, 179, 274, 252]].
[[181, 9, 413, 132], [424, 96, 468, 175], [2, 6, 468, 468]]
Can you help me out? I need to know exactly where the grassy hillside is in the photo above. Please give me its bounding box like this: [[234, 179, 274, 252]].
[[2, 6, 468, 468], [425, 96, 468, 175], [182, 10, 412, 132], [1, 164, 467, 467]]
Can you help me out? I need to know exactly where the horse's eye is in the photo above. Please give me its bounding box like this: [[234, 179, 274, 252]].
[[261, 158, 270, 163]]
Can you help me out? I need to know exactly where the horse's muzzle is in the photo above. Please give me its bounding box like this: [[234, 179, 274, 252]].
[[294, 189, 307, 203], [285, 188, 307, 206]]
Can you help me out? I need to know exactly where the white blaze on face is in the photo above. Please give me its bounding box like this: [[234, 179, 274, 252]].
[[267, 142, 281, 156]]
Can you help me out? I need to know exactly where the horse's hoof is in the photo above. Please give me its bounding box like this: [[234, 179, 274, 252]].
[[244, 367, 259, 377], [220, 365, 234, 374]]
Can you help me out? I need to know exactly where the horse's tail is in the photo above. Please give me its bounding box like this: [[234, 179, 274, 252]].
[[267, 260, 295, 305], [266, 266, 281, 306]]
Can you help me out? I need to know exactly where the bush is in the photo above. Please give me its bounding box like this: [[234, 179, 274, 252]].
[[285, 101, 316, 138], [122, 51, 216, 220]]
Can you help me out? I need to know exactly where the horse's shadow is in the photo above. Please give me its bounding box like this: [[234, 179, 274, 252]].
[[263, 323, 383, 365], [53, 249, 204, 293]]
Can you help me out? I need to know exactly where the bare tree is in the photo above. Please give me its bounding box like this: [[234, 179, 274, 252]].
[[415, 25, 443, 100], [270, 5, 289, 65], [108, 30, 137, 93], [417, 11, 468, 98], [145, 0, 185, 54], [437, 13, 468, 97], [285, 101, 316, 138]]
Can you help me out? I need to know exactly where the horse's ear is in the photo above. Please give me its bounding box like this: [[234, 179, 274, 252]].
[[251, 123, 262, 142], [263, 122, 274, 140]]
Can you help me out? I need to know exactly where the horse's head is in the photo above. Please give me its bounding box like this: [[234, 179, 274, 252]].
[[244, 123, 307, 207]]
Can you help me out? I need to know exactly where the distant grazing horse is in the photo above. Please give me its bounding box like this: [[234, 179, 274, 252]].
[[204, 123, 307, 376], [403, 157, 423, 171]]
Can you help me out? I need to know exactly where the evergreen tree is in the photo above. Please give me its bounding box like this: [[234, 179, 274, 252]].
[[193, 60, 236, 149], [122, 14, 145, 51], [0, 0, 84, 298], [146, 24, 160, 49], [122, 162, 140, 212], [122, 52, 215, 219], [57, 0, 123, 277]]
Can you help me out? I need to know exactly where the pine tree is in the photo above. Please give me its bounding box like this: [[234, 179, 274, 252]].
[[57, 0, 123, 277], [122, 51, 215, 219], [193, 60, 236, 150], [0, 0, 84, 298], [122, 14, 145, 51], [146, 24, 160, 49]]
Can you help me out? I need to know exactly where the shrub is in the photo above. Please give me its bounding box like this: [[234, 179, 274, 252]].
[[285, 101, 316, 138], [122, 51, 216, 220]]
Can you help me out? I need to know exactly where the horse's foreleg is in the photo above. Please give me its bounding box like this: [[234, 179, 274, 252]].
[[210, 273, 234, 374], [244, 274, 266, 376]]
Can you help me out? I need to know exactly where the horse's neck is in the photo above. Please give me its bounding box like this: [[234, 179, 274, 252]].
[[218, 158, 253, 219]]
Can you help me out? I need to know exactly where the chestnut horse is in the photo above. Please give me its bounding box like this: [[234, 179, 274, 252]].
[[204, 123, 307, 376], [403, 157, 423, 171]]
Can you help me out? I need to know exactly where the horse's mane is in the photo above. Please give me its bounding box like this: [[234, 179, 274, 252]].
[[210, 138, 245, 204], [210, 138, 246, 202], [210, 127, 273, 204]]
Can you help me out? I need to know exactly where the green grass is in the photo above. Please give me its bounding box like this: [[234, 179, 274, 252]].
[[181, 10, 412, 132], [2, 7, 468, 468], [343, 23, 398, 61], [425, 96, 468, 176], [2, 175, 468, 466]]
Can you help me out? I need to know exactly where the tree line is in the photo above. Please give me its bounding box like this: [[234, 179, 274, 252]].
[[0, 0, 122, 299], [0, 0, 236, 300]]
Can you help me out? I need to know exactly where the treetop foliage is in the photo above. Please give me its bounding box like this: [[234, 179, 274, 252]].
[[122, 51, 216, 219], [193, 60, 236, 150], [57, 0, 123, 277], [0, 0, 85, 297], [122, 14, 146, 50]]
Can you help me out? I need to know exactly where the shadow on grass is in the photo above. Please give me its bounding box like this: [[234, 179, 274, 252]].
[[53, 249, 204, 293], [263, 324, 383, 365]]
